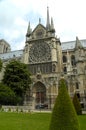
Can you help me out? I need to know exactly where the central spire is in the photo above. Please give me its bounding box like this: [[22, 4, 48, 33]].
[[46, 6, 50, 30]]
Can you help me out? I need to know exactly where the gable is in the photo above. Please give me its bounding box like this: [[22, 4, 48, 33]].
[[31, 24, 46, 39]]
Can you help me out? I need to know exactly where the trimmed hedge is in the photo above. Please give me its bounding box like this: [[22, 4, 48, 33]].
[[73, 93, 82, 115], [49, 78, 79, 130]]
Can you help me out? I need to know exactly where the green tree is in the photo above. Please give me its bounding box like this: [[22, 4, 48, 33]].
[[49, 78, 79, 130], [2, 60, 31, 104], [0, 83, 17, 105], [73, 93, 82, 115], [0, 59, 2, 72]]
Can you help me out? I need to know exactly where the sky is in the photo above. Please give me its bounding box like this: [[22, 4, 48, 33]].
[[0, 0, 86, 50]]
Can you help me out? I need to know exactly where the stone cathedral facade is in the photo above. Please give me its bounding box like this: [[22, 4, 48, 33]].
[[0, 8, 86, 109]]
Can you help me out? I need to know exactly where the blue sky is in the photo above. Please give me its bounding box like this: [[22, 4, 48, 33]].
[[0, 0, 86, 50]]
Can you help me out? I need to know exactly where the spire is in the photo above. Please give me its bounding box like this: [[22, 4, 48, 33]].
[[27, 22, 32, 36], [75, 36, 83, 50], [46, 6, 50, 30], [50, 17, 55, 33], [39, 18, 41, 24], [51, 17, 54, 28]]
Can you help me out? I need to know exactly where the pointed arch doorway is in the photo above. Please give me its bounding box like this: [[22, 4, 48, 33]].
[[32, 81, 46, 105]]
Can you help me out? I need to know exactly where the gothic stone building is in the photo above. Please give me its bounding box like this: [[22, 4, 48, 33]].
[[0, 8, 86, 109]]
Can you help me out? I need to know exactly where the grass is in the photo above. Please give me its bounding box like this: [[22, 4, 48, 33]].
[[78, 115, 86, 130], [0, 112, 51, 130], [0, 112, 86, 130]]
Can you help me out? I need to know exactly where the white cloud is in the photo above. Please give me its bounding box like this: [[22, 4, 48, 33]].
[[0, 0, 86, 50]]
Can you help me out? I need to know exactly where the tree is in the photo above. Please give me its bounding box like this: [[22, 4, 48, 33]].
[[49, 78, 79, 130], [73, 93, 82, 115], [0, 59, 2, 72], [2, 60, 31, 104], [0, 83, 17, 105]]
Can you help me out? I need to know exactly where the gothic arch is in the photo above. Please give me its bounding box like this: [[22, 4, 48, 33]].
[[32, 81, 46, 104]]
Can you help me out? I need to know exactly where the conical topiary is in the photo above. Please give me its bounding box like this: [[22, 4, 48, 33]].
[[49, 78, 79, 130], [73, 93, 82, 115]]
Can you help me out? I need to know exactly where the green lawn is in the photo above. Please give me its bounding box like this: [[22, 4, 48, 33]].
[[0, 112, 86, 130], [78, 114, 86, 130]]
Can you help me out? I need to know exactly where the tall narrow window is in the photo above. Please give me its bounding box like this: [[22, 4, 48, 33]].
[[63, 66, 67, 74], [63, 55, 67, 63], [71, 55, 76, 66], [76, 82, 79, 89]]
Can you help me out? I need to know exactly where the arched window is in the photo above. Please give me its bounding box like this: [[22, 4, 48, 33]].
[[63, 66, 67, 74], [71, 55, 76, 66], [63, 55, 67, 63], [76, 82, 79, 89], [6, 47, 8, 52]]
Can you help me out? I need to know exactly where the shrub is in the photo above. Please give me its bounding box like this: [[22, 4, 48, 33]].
[[73, 93, 82, 115], [0, 83, 16, 105], [49, 78, 79, 130]]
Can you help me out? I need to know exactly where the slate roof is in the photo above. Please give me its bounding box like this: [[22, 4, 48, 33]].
[[0, 39, 86, 60], [61, 39, 86, 51], [0, 50, 23, 60]]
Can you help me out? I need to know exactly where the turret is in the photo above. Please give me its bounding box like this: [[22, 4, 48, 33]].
[[26, 22, 32, 42], [75, 37, 85, 74], [75, 36, 83, 50], [75, 36, 84, 62], [50, 17, 55, 36]]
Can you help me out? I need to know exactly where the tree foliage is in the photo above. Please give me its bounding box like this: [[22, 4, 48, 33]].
[[0, 59, 2, 72], [49, 78, 79, 130], [0, 83, 17, 105], [2, 60, 31, 102], [73, 93, 82, 115]]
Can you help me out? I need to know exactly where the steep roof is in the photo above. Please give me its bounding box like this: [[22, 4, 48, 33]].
[[0, 39, 86, 60], [61, 39, 86, 51], [0, 50, 23, 60]]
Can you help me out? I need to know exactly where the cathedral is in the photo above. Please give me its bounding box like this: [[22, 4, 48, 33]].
[[0, 7, 86, 109]]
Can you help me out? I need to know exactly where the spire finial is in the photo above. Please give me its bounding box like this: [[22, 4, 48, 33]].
[[39, 18, 41, 24], [50, 17, 55, 33], [27, 21, 32, 36], [46, 6, 50, 30], [51, 17, 54, 27]]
